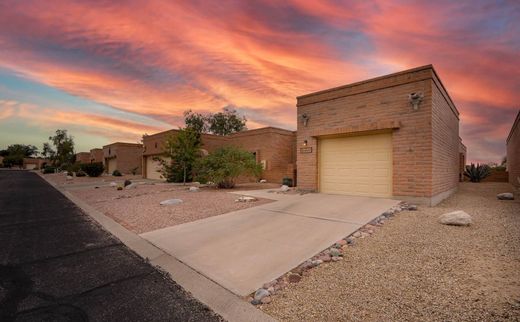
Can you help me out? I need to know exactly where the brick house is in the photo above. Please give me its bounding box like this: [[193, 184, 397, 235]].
[[506, 110, 520, 187], [89, 148, 103, 163], [74, 152, 91, 164], [142, 127, 296, 183], [102, 142, 143, 174], [296, 65, 463, 206]]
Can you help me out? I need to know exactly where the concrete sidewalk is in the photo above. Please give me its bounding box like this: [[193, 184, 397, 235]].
[[142, 190, 399, 296]]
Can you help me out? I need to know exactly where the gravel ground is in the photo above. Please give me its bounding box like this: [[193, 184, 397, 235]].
[[43, 172, 142, 186], [262, 182, 520, 321], [71, 183, 277, 234]]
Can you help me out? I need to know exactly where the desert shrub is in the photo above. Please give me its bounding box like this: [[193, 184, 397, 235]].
[[130, 167, 139, 175], [80, 162, 104, 177], [112, 169, 122, 176], [63, 162, 80, 174], [194, 146, 262, 189], [75, 170, 87, 177], [42, 166, 56, 174], [464, 163, 491, 182]]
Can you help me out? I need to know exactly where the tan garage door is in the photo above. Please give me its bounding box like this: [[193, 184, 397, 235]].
[[107, 158, 117, 174], [319, 133, 392, 197], [146, 156, 169, 180]]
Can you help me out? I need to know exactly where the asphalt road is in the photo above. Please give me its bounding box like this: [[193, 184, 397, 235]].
[[0, 170, 223, 322]]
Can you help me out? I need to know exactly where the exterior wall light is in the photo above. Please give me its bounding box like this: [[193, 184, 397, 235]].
[[303, 140, 308, 146], [408, 92, 424, 110], [301, 113, 310, 127]]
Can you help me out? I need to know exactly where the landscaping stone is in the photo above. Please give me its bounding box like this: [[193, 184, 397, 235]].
[[319, 254, 331, 262], [335, 239, 347, 247], [353, 231, 361, 238], [235, 196, 257, 202], [497, 192, 514, 200], [439, 210, 472, 226], [346, 237, 355, 245], [382, 210, 394, 217], [110, 182, 117, 187], [280, 185, 290, 192], [124, 179, 132, 187], [287, 273, 302, 283], [331, 257, 343, 262], [329, 248, 341, 257], [267, 287, 275, 294], [254, 288, 270, 301], [311, 259, 323, 266], [159, 198, 183, 205], [261, 296, 272, 304], [407, 204, 418, 211], [66, 175, 73, 181], [125, 183, 138, 189], [260, 179, 267, 183], [189, 186, 200, 192], [251, 299, 261, 305], [262, 280, 277, 289]]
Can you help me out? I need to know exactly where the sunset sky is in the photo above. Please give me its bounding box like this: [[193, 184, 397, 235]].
[[0, 0, 518, 163]]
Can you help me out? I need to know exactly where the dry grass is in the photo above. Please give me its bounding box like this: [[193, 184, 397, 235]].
[[262, 182, 520, 321], [71, 183, 277, 234]]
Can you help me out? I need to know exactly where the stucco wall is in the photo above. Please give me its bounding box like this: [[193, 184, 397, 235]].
[[507, 111, 520, 187]]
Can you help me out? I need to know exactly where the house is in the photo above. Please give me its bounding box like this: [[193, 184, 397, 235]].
[[506, 110, 520, 187], [23, 158, 49, 170], [75, 152, 91, 164], [102, 142, 143, 175], [142, 127, 296, 183], [89, 148, 103, 163], [296, 65, 463, 206]]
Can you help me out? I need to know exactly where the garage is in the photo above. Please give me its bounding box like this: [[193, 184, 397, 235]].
[[319, 133, 392, 197], [107, 158, 117, 174], [145, 156, 168, 180]]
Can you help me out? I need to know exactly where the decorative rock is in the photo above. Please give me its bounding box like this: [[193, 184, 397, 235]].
[[287, 273, 302, 283], [352, 231, 361, 238], [262, 280, 277, 289], [382, 210, 394, 217], [311, 259, 323, 266], [341, 245, 349, 252], [335, 239, 347, 247], [251, 299, 261, 305], [331, 257, 343, 262], [267, 286, 275, 294], [189, 186, 200, 192], [110, 182, 117, 187], [346, 237, 355, 245], [159, 198, 183, 205], [497, 192, 514, 200], [261, 296, 272, 304], [439, 210, 472, 226], [254, 288, 270, 301], [260, 179, 267, 183], [360, 232, 370, 238], [319, 254, 331, 262], [124, 180, 132, 187], [407, 204, 418, 211], [125, 183, 138, 189], [66, 175, 73, 181], [235, 196, 257, 202], [280, 185, 290, 192], [329, 248, 341, 257]]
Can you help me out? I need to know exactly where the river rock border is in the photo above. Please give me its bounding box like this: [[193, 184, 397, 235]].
[[249, 201, 417, 305]]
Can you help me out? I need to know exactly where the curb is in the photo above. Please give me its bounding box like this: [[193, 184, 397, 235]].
[[38, 173, 276, 322]]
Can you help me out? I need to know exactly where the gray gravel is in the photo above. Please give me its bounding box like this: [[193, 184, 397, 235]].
[[263, 183, 520, 321]]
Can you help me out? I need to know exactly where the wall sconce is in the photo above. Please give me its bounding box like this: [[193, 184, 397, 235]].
[[301, 113, 310, 127], [303, 139, 308, 146], [408, 92, 424, 110]]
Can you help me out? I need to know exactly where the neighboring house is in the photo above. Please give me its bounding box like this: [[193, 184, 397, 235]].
[[506, 110, 520, 187], [296, 65, 463, 206], [459, 138, 467, 182], [142, 127, 296, 183], [75, 152, 91, 164], [89, 148, 103, 163], [23, 158, 49, 170], [102, 142, 143, 174]]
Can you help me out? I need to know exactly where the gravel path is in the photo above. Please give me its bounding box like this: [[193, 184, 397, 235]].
[[262, 183, 520, 321], [72, 183, 276, 234]]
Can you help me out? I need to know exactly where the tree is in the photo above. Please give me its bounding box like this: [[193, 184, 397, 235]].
[[0, 144, 38, 167], [207, 107, 247, 136], [184, 110, 208, 135], [44, 129, 75, 167], [158, 128, 202, 184], [194, 146, 262, 188]]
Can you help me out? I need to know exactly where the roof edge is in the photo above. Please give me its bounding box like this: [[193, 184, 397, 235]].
[[507, 109, 520, 143]]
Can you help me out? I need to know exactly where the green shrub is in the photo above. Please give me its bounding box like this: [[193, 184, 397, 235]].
[[194, 146, 262, 189], [464, 163, 491, 182], [80, 162, 104, 177], [112, 169, 122, 176], [75, 170, 87, 177], [42, 166, 56, 174], [64, 162, 80, 174]]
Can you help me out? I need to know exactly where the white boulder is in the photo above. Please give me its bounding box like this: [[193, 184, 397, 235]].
[[235, 196, 257, 202], [125, 183, 138, 189], [189, 186, 200, 192], [439, 210, 472, 226], [160, 199, 183, 205], [259, 179, 267, 183], [280, 185, 290, 192], [497, 192, 514, 200], [66, 175, 73, 181]]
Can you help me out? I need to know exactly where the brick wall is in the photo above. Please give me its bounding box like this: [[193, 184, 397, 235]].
[[431, 79, 460, 195], [507, 111, 520, 187], [296, 65, 461, 203]]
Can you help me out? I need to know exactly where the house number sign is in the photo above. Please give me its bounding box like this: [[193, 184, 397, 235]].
[[300, 147, 312, 153]]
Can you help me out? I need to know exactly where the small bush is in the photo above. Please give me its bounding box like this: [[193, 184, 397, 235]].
[[64, 162, 80, 174], [80, 162, 104, 177], [130, 167, 139, 175], [42, 166, 56, 174], [464, 163, 491, 182], [112, 169, 122, 176], [75, 170, 87, 177]]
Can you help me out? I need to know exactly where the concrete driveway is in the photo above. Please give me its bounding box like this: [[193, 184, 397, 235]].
[[141, 190, 400, 296]]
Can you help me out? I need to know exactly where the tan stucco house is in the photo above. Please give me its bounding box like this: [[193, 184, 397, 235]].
[[89, 148, 103, 163], [102, 142, 143, 174], [75, 152, 90, 164], [142, 127, 296, 183], [296, 65, 463, 206], [506, 110, 520, 187]]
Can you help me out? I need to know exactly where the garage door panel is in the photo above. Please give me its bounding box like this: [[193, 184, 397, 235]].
[[146, 156, 169, 180], [319, 133, 392, 198]]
